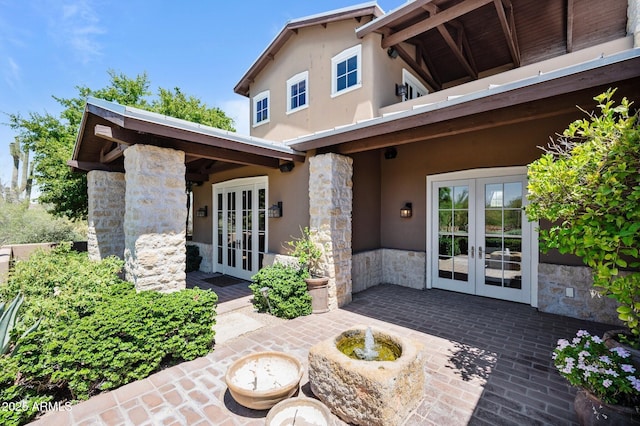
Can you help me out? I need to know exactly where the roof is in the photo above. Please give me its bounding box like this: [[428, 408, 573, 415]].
[[70, 97, 305, 181], [233, 2, 384, 97], [286, 48, 640, 152]]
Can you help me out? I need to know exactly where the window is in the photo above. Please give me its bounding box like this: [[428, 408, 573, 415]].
[[331, 44, 362, 97], [253, 90, 270, 127], [286, 71, 309, 114], [402, 69, 428, 101]]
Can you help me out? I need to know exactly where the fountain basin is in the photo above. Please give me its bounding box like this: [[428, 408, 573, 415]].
[[266, 397, 334, 426], [308, 326, 424, 426], [225, 351, 303, 410]]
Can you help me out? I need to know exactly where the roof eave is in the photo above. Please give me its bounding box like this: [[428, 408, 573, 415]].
[[234, 2, 384, 98]]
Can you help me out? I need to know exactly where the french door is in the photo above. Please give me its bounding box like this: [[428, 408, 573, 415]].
[[213, 177, 267, 281], [428, 170, 533, 304]]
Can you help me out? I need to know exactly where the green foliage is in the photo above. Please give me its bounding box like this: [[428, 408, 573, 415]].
[[0, 201, 85, 245], [186, 244, 202, 273], [7, 69, 236, 221], [0, 355, 51, 426], [0, 244, 217, 415], [285, 227, 324, 277], [526, 89, 640, 336], [0, 294, 23, 355], [16, 283, 216, 400], [249, 264, 311, 319]]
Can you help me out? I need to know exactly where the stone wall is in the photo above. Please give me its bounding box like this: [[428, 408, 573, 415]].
[[352, 248, 426, 293], [352, 250, 383, 293], [538, 263, 623, 326], [123, 145, 187, 292], [87, 171, 126, 261], [309, 153, 353, 309]]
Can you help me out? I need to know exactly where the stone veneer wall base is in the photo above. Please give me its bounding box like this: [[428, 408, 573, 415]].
[[87, 171, 125, 261]]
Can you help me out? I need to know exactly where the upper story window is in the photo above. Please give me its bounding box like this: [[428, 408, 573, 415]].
[[286, 71, 309, 114], [402, 69, 428, 101], [253, 90, 270, 127], [331, 44, 362, 97]]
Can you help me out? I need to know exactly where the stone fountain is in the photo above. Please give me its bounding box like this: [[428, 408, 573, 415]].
[[308, 325, 424, 426]]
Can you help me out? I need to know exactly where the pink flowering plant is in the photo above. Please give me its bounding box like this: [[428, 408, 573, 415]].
[[553, 330, 640, 407]]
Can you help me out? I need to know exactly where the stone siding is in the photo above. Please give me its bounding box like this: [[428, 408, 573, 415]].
[[123, 145, 186, 292], [538, 263, 623, 326], [352, 250, 383, 293], [87, 171, 125, 261], [352, 248, 426, 293], [309, 153, 353, 309]]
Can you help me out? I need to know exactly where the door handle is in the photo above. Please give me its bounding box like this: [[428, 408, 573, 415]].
[[478, 246, 483, 258], [471, 246, 474, 258]]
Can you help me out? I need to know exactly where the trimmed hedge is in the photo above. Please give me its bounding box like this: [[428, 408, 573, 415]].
[[249, 263, 311, 319]]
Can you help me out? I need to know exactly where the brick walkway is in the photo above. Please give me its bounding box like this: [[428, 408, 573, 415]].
[[31, 273, 612, 425]]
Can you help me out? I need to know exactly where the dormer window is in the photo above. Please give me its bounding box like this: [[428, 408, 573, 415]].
[[331, 44, 362, 97], [253, 90, 270, 127], [286, 71, 309, 114]]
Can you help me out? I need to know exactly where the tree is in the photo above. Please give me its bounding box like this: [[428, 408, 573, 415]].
[[526, 89, 640, 337], [7, 70, 235, 220]]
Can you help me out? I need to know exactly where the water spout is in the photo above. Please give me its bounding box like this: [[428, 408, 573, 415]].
[[353, 327, 379, 360]]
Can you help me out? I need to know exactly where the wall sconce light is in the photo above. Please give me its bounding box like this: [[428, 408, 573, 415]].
[[196, 205, 208, 217], [395, 83, 408, 98], [268, 201, 283, 218], [279, 162, 295, 173], [387, 47, 398, 58], [400, 202, 412, 218]]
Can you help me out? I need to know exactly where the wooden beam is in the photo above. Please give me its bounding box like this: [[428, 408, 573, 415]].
[[67, 160, 124, 173], [382, 0, 493, 48], [100, 144, 127, 163], [94, 124, 141, 145], [336, 106, 577, 154], [566, 0, 574, 53], [436, 25, 478, 79], [494, 0, 521, 67], [394, 45, 440, 91]]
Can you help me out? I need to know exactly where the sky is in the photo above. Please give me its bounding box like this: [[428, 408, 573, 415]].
[[0, 0, 400, 191]]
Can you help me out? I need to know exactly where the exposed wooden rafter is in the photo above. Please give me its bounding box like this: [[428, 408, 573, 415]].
[[394, 45, 440, 91], [566, 0, 574, 53], [100, 144, 127, 164], [381, 0, 494, 49], [494, 0, 521, 66]]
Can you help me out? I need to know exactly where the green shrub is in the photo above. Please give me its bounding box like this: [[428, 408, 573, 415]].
[[249, 264, 311, 319], [0, 244, 218, 422], [15, 282, 216, 400]]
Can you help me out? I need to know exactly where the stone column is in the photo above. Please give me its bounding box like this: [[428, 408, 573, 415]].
[[630, 0, 640, 47], [309, 153, 353, 309], [123, 145, 186, 292], [87, 171, 125, 261]]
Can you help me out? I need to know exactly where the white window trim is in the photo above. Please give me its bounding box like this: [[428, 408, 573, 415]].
[[252, 90, 270, 127], [331, 44, 362, 98], [402, 68, 428, 101], [286, 71, 309, 115]]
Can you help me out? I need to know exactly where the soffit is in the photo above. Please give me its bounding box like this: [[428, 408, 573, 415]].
[[69, 97, 305, 182], [356, 0, 628, 91]]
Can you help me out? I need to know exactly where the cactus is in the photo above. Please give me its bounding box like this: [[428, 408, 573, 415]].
[[0, 294, 40, 356]]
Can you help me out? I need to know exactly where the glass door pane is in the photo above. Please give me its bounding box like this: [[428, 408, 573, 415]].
[[437, 185, 470, 282]]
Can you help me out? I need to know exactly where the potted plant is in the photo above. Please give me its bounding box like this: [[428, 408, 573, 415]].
[[285, 227, 329, 313], [553, 330, 640, 424]]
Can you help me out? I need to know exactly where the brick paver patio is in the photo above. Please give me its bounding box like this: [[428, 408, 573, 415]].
[[31, 272, 612, 425]]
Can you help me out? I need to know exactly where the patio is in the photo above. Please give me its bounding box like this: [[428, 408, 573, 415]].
[[32, 272, 612, 425]]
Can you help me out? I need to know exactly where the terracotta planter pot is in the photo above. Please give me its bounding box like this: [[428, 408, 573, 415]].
[[305, 276, 329, 314], [574, 390, 640, 425]]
